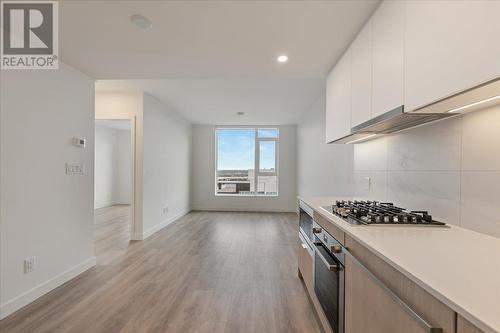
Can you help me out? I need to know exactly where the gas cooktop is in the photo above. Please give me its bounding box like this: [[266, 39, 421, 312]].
[[321, 200, 447, 227]]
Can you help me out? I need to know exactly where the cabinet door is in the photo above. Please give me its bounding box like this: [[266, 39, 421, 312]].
[[325, 50, 351, 143], [298, 242, 313, 292], [371, 0, 405, 117], [345, 254, 438, 333], [351, 21, 372, 127], [405, 0, 500, 111], [457, 315, 483, 333], [345, 235, 455, 333]]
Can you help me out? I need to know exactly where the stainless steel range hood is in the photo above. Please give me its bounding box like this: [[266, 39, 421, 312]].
[[330, 77, 500, 144], [330, 106, 456, 144], [352, 106, 455, 134]]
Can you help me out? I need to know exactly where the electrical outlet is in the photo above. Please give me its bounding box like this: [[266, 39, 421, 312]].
[[162, 207, 169, 215], [24, 257, 36, 274], [364, 177, 371, 191]]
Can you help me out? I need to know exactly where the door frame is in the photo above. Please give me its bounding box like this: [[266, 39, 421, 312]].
[[95, 115, 137, 240]]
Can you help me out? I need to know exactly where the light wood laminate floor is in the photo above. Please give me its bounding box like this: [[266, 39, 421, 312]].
[[0, 207, 322, 333]]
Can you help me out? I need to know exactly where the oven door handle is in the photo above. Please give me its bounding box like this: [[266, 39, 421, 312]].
[[314, 244, 339, 271]]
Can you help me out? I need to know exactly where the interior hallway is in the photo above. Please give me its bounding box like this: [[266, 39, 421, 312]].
[[0, 210, 322, 333]]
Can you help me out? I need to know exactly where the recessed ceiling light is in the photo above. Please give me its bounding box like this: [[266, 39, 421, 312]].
[[236, 112, 245, 116], [277, 55, 288, 63], [130, 14, 152, 31]]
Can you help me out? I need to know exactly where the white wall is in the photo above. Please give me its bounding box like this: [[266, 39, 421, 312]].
[[352, 104, 500, 238], [116, 129, 131, 204], [192, 124, 297, 212], [142, 94, 192, 237], [95, 92, 192, 239], [297, 93, 353, 197], [94, 124, 131, 209], [0, 63, 96, 318]]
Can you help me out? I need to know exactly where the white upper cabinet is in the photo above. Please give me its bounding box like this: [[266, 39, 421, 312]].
[[351, 21, 372, 127], [372, 0, 405, 117], [325, 0, 500, 143], [325, 49, 352, 143], [405, 0, 500, 111]]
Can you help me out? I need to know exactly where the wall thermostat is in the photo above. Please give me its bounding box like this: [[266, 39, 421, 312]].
[[73, 137, 86, 148]]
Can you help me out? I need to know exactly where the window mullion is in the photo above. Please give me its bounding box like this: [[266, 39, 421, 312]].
[[254, 128, 259, 195]]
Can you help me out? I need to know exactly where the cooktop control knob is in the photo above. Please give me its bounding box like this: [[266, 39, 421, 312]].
[[331, 245, 342, 254]]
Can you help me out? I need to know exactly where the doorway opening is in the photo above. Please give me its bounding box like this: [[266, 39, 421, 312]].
[[94, 119, 134, 263]]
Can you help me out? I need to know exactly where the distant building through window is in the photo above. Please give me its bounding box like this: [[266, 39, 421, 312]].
[[215, 127, 278, 196]]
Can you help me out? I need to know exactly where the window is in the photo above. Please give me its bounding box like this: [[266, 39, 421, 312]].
[[216, 127, 278, 196]]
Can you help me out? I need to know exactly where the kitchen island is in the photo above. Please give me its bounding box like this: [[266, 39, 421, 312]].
[[299, 196, 500, 333]]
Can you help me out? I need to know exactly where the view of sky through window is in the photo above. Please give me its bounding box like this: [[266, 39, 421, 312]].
[[257, 128, 278, 138], [217, 129, 276, 170], [259, 141, 276, 171], [217, 129, 255, 170]]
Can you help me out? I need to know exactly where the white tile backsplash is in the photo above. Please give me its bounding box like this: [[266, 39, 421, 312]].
[[351, 105, 500, 237], [386, 116, 461, 171], [461, 171, 500, 237], [461, 104, 500, 170], [387, 171, 461, 225], [353, 136, 387, 171]]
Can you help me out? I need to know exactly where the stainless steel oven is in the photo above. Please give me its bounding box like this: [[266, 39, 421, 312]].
[[313, 220, 345, 333], [299, 200, 314, 243]]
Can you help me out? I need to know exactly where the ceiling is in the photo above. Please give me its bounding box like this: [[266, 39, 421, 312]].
[[61, 0, 380, 123], [60, 1, 379, 79], [96, 79, 324, 125]]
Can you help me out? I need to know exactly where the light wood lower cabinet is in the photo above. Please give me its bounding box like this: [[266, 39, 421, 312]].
[[457, 315, 484, 333], [345, 235, 455, 333], [345, 254, 437, 333], [298, 241, 313, 292]]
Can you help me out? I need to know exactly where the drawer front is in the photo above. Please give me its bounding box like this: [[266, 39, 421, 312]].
[[345, 254, 431, 333], [457, 315, 483, 333], [345, 235, 455, 333]]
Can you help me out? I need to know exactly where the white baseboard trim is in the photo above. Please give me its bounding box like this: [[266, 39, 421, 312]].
[[142, 209, 190, 240], [191, 206, 296, 213], [113, 200, 131, 205], [0, 256, 96, 320], [94, 200, 131, 209]]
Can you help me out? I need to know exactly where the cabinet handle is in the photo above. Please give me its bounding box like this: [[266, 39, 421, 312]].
[[314, 244, 339, 271], [345, 250, 443, 333]]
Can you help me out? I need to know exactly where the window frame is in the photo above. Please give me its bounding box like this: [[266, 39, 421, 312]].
[[214, 126, 279, 197]]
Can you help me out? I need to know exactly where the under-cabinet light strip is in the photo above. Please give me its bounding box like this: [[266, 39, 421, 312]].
[[345, 134, 377, 144], [447, 95, 500, 113]]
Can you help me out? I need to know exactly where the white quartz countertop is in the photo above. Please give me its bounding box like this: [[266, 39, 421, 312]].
[[299, 196, 500, 333]]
